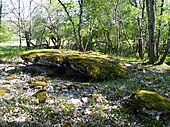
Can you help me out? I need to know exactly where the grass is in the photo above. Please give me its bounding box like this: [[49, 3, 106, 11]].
[[0, 46, 24, 58], [0, 46, 28, 63], [165, 54, 170, 65], [0, 40, 33, 62]]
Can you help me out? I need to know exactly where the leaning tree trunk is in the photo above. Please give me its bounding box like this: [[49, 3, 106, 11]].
[[146, 0, 156, 64], [157, 22, 170, 65]]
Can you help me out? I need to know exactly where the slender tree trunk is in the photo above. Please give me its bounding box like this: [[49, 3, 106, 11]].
[[157, 22, 170, 64], [133, 0, 144, 59], [106, 31, 112, 54], [115, 0, 121, 55], [138, 38, 144, 59], [18, 0, 22, 48], [146, 0, 156, 64], [29, 0, 33, 45], [25, 31, 30, 47], [85, 26, 93, 51], [155, 0, 164, 60], [78, 0, 84, 51], [0, 0, 2, 28]]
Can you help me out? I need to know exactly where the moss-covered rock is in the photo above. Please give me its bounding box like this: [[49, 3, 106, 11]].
[[127, 90, 170, 112], [0, 88, 9, 96], [28, 81, 48, 88], [33, 90, 47, 103], [21, 49, 126, 80]]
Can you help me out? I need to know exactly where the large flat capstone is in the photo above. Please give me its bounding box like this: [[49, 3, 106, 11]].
[[21, 49, 126, 80]]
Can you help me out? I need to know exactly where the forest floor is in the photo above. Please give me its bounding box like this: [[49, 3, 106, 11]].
[[0, 46, 170, 127]]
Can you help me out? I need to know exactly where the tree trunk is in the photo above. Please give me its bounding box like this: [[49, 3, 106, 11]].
[[78, 0, 84, 51], [138, 38, 144, 59], [29, 0, 33, 45], [85, 26, 93, 51], [132, 0, 145, 59], [157, 22, 170, 65], [114, 0, 122, 55], [0, 0, 2, 28], [146, 0, 156, 64], [18, 0, 22, 48], [155, 0, 164, 60], [25, 31, 31, 47]]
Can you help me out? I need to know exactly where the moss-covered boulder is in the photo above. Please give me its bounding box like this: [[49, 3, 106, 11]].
[[0, 88, 9, 96], [21, 49, 126, 81], [33, 90, 47, 103], [127, 90, 170, 113]]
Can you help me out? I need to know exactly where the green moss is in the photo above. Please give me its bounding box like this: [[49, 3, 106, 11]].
[[33, 90, 47, 103], [21, 49, 126, 80], [164, 76, 170, 82], [0, 88, 8, 96], [21, 49, 64, 63], [29, 81, 47, 88], [131, 90, 170, 111], [137, 90, 170, 111], [62, 122, 72, 127], [63, 103, 75, 116]]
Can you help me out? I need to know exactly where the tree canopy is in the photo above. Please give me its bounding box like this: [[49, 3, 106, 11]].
[[0, 0, 170, 63]]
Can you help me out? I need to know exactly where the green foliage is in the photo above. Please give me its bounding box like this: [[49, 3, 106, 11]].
[[0, 26, 12, 42], [2, 0, 170, 61], [32, 15, 50, 44]]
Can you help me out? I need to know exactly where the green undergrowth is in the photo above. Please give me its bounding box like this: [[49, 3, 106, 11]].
[[0, 46, 26, 58], [165, 55, 170, 65]]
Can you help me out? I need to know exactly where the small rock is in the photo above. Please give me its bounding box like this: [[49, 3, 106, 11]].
[[68, 98, 82, 106], [33, 90, 47, 103], [81, 97, 88, 103], [84, 108, 92, 115], [153, 77, 164, 84]]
